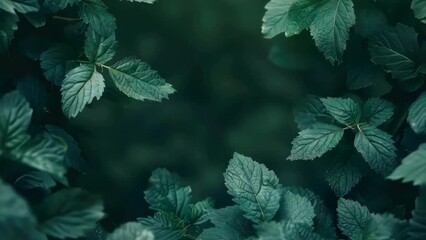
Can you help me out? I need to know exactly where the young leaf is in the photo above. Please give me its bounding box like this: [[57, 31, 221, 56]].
[[36, 188, 105, 239], [0, 91, 32, 149], [224, 153, 281, 223], [0, 179, 46, 240], [388, 143, 426, 186], [61, 64, 105, 118], [321, 97, 361, 126], [362, 98, 394, 127], [84, 27, 117, 64], [408, 187, 426, 240], [11, 134, 67, 178], [326, 155, 365, 196], [0, 11, 19, 53], [144, 168, 192, 217], [14, 171, 57, 191], [368, 24, 420, 80], [412, 0, 426, 24], [337, 198, 370, 240], [107, 222, 154, 240], [108, 57, 175, 101], [40, 44, 75, 85], [78, 0, 116, 37], [354, 124, 398, 176], [408, 92, 426, 134], [288, 123, 344, 160], [279, 191, 315, 226], [309, 0, 355, 64]]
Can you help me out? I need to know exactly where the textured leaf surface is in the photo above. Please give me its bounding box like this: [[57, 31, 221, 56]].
[[363, 213, 409, 240], [42, 0, 80, 13], [224, 153, 281, 223], [107, 222, 154, 240], [144, 168, 192, 217], [337, 198, 370, 240], [408, 92, 426, 134], [36, 188, 105, 239], [321, 97, 361, 126], [0, 91, 32, 149], [61, 64, 105, 118], [294, 96, 334, 130], [40, 44, 74, 85], [108, 57, 175, 101], [388, 143, 426, 186], [354, 124, 398, 176], [84, 27, 117, 64], [363, 98, 394, 127], [256, 221, 324, 240], [288, 123, 344, 160], [183, 198, 214, 225], [412, 0, 426, 24], [309, 0, 355, 64], [78, 0, 116, 37], [261, 0, 297, 38], [138, 212, 184, 240], [0, 0, 39, 14], [14, 171, 56, 191], [279, 191, 315, 226], [326, 155, 365, 196], [368, 24, 420, 80]]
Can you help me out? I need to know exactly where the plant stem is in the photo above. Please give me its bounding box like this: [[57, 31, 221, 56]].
[[52, 16, 81, 22]]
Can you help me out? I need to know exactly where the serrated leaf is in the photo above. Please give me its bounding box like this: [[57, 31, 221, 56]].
[[0, 91, 32, 149], [0, 11, 19, 53], [321, 97, 361, 126], [294, 96, 334, 130], [337, 198, 371, 240], [108, 57, 175, 101], [288, 123, 344, 160], [11, 134, 67, 178], [36, 188, 105, 239], [408, 92, 426, 134], [261, 0, 297, 39], [388, 143, 426, 186], [84, 27, 117, 64], [368, 24, 420, 80], [279, 191, 315, 226], [40, 44, 75, 85], [61, 64, 105, 118], [326, 155, 365, 196], [42, 0, 80, 13], [0, 179, 47, 240], [144, 168, 192, 217], [183, 198, 214, 225], [256, 221, 324, 240], [224, 153, 281, 223], [407, 187, 426, 240], [412, 0, 426, 24], [14, 171, 56, 191], [138, 212, 184, 240], [363, 98, 394, 127], [309, 0, 355, 64], [363, 213, 409, 240], [354, 124, 398, 176], [0, 0, 39, 14], [78, 0, 116, 37], [107, 222, 154, 240]]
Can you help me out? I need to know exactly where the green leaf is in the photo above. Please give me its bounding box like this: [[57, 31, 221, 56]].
[[61, 64, 105, 118], [363, 98, 394, 127], [0, 91, 32, 149], [408, 187, 426, 240], [138, 212, 184, 240], [224, 153, 282, 223], [24, 12, 46, 28], [107, 222, 154, 240], [0, 11, 18, 53], [261, 0, 297, 39], [144, 168, 192, 217], [321, 97, 361, 126], [0, 0, 39, 14], [294, 96, 334, 130], [279, 191, 315, 226], [354, 124, 398, 176], [40, 44, 75, 85], [288, 123, 344, 160], [11, 134, 67, 178], [362, 213, 409, 240], [326, 155, 365, 196], [183, 198, 214, 225], [108, 57, 175, 101], [354, 8, 387, 38], [42, 0, 80, 13], [84, 27, 117, 64], [368, 24, 420, 80], [0, 179, 47, 240], [337, 198, 371, 240], [124, 0, 157, 3], [78, 0, 116, 37], [17, 76, 49, 118], [309, 0, 355, 64], [412, 0, 426, 24], [256, 221, 324, 240], [36, 188, 105, 239], [388, 143, 426, 186], [408, 92, 426, 134], [14, 171, 57, 191]]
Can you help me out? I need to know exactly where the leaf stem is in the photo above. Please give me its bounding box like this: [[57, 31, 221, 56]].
[[52, 16, 82, 22]]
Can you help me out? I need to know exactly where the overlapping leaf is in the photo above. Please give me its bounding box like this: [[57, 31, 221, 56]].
[[337, 198, 370, 240], [408, 92, 426, 134], [388, 143, 426, 185]]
